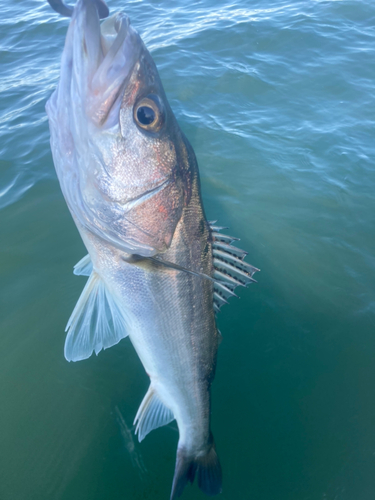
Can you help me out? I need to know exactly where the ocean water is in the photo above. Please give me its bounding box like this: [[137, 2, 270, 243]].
[[1, 0, 375, 499]]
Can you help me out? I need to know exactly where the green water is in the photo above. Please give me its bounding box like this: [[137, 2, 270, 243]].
[[1, 1, 375, 499]]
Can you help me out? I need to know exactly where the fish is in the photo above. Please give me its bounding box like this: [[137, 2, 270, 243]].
[[45, 0, 259, 498]]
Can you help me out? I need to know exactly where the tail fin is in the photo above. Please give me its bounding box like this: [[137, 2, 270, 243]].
[[170, 437, 222, 499]]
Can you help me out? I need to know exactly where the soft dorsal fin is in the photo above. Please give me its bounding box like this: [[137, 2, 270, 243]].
[[209, 221, 259, 314], [73, 254, 93, 276], [134, 386, 174, 442], [65, 271, 129, 361]]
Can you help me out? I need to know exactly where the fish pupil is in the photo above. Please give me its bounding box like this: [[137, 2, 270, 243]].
[[137, 106, 155, 125]]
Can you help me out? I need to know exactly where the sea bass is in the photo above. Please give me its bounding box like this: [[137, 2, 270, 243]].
[[46, 0, 258, 498]]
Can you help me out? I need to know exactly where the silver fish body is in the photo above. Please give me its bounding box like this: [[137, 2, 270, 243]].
[[46, 0, 257, 498]]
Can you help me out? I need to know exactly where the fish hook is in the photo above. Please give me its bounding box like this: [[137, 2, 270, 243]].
[[47, 0, 110, 19]]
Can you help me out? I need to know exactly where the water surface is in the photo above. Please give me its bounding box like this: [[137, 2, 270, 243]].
[[1, 1, 375, 499]]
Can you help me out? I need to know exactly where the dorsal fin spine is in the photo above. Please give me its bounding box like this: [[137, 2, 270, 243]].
[[213, 240, 248, 259], [213, 258, 257, 283], [214, 269, 246, 288], [214, 280, 238, 298], [214, 292, 229, 306], [210, 221, 259, 314], [211, 232, 239, 244], [213, 250, 257, 274]]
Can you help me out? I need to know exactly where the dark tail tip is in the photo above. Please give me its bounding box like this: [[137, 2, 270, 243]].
[[196, 444, 222, 496], [170, 438, 222, 499]]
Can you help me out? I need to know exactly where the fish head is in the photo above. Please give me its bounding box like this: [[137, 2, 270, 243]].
[[47, 0, 193, 256]]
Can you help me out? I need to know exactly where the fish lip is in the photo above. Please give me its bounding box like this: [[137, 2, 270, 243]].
[[92, 14, 143, 126], [99, 11, 130, 55]]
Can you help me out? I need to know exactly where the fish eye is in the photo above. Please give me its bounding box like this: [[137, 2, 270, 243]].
[[137, 106, 155, 126], [134, 94, 165, 132]]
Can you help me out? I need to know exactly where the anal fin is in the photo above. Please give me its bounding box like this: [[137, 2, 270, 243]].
[[73, 254, 93, 276], [134, 386, 174, 442]]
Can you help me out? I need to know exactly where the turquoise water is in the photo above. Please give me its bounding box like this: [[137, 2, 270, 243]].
[[1, 0, 375, 499]]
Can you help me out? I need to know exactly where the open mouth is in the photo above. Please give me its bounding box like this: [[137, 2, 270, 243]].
[[87, 12, 139, 125], [100, 11, 130, 57], [79, 6, 142, 126], [49, 0, 142, 127]]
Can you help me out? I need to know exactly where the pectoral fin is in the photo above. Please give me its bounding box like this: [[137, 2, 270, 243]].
[[65, 271, 128, 361], [134, 386, 174, 442]]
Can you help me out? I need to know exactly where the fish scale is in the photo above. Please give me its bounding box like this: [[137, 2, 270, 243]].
[[45, 0, 258, 498]]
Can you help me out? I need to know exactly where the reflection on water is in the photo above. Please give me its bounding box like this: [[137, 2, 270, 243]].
[[1, 0, 375, 499], [114, 406, 147, 478]]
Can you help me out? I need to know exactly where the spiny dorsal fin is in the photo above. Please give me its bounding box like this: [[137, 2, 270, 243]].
[[134, 386, 174, 442], [65, 271, 129, 361], [210, 221, 259, 314]]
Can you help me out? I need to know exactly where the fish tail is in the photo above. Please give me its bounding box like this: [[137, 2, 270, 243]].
[[170, 435, 222, 499]]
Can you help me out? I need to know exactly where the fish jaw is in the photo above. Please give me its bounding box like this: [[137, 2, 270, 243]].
[[46, 0, 188, 256]]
